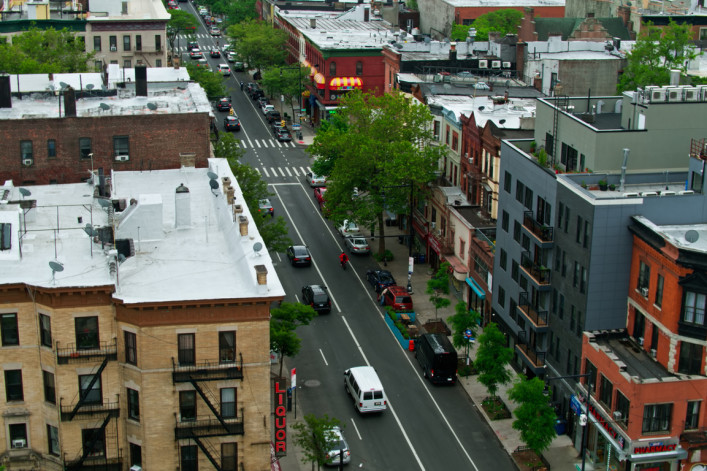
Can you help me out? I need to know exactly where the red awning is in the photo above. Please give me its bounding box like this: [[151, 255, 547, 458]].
[[444, 255, 469, 281], [313, 72, 325, 89], [329, 77, 363, 90]]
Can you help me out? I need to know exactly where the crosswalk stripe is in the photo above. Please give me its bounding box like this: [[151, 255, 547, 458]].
[[254, 168, 261, 175], [292, 167, 300, 176], [261, 167, 269, 177], [271, 167, 277, 176], [255, 140, 261, 148], [278, 168, 286, 177], [240, 140, 248, 148], [285, 167, 292, 177], [300, 167, 307, 175]]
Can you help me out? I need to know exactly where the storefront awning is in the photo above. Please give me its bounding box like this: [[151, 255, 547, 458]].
[[313, 73, 325, 89], [444, 255, 468, 281], [465, 277, 486, 299], [329, 77, 363, 90]]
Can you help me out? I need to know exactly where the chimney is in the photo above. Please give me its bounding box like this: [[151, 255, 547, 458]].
[[0, 76, 11, 108], [135, 65, 147, 97], [239, 216, 248, 236], [310, 18, 316, 29], [255, 265, 268, 285], [63, 86, 77, 117], [449, 42, 457, 61], [179, 152, 196, 168], [364, 5, 369, 21], [226, 186, 235, 205], [175, 183, 191, 228]]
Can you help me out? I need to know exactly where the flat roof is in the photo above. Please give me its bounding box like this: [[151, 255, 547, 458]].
[[591, 333, 674, 381], [427, 94, 536, 128], [0, 160, 285, 304], [633, 215, 707, 254], [443, 0, 564, 7]]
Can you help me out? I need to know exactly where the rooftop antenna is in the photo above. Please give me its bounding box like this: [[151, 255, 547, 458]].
[[48, 260, 64, 285], [19, 188, 31, 199]]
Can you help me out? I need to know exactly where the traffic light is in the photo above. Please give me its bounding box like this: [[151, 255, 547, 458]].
[[229, 107, 235, 116]]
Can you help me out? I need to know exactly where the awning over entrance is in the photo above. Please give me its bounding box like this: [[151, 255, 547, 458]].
[[313, 73, 325, 89], [445, 255, 468, 281], [329, 77, 363, 90], [465, 277, 486, 299]]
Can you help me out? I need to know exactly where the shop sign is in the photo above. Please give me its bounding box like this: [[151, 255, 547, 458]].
[[587, 402, 622, 445], [570, 395, 582, 415], [633, 443, 677, 454], [274, 382, 287, 453]]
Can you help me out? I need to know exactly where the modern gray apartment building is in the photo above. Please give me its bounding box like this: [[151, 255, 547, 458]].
[[491, 85, 707, 417]]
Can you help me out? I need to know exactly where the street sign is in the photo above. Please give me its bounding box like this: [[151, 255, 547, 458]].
[[464, 329, 472, 339], [291, 368, 296, 388], [408, 256, 414, 274], [291, 124, 301, 131]]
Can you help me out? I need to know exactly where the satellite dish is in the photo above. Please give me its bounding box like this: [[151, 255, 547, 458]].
[[86, 84, 95, 90], [207, 171, 218, 180], [685, 230, 700, 243], [59, 82, 69, 89], [19, 188, 31, 198], [253, 242, 263, 254], [478, 105, 485, 111], [49, 261, 64, 272], [499, 119, 506, 124], [97, 198, 112, 209], [146, 102, 158, 110], [209, 179, 219, 190], [101, 84, 108, 92], [99, 103, 111, 110]]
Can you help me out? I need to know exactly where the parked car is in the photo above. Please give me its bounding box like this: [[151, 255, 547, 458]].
[[196, 58, 210, 70], [232, 61, 244, 71], [366, 269, 396, 293], [189, 49, 203, 59], [276, 128, 292, 142], [264, 110, 281, 123], [249, 87, 264, 100], [380, 285, 413, 311], [345, 235, 370, 254], [305, 172, 326, 187], [324, 426, 351, 466], [187, 41, 198, 51], [262, 104, 276, 115], [338, 220, 360, 237], [314, 187, 327, 206], [301, 285, 331, 314], [216, 97, 232, 112], [258, 198, 274, 217], [272, 121, 286, 134], [223, 116, 241, 131], [286, 245, 311, 267], [209, 48, 220, 58], [210, 27, 221, 36], [245, 83, 257, 94], [257, 96, 269, 109], [218, 64, 231, 76]]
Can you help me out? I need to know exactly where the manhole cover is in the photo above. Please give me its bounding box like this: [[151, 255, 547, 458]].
[[303, 379, 321, 388]]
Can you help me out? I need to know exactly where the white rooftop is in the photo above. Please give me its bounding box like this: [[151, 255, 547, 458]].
[[443, 0, 564, 7], [0, 160, 284, 304], [88, 0, 170, 21], [633, 216, 707, 254], [428, 94, 536, 128]]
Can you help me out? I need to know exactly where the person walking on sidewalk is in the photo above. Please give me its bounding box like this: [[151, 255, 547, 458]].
[[379, 287, 389, 306]]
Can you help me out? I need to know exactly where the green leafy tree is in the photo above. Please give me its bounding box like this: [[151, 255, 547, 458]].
[[618, 20, 697, 92], [291, 414, 342, 470], [508, 376, 557, 454], [447, 301, 481, 361], [186, 63, 225, 100], [214, 133, 245, 162], [0, 27, 95, 74], [270, 302, 316, 378], [475, 323, 513, 398], [309, 90, 444, 257], [261, 65, 309, 119], [426, 262, 451, 319], [451, 24, 472, 42], [220, 0, 258, 26], [167, 10, 199, 54], [226, 20, 288, 73], [470, 9, 523, 42]]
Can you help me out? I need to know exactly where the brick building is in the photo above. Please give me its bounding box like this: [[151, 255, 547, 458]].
[[0, 161, 284, 470], [0, 66, 212, 186]]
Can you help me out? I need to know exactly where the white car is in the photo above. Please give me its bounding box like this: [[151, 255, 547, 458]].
[[338, 220, 360, 237], [262, 104, 275, 115], [305, 172, 326, 187], [345, 235, 370, 254], [218, 64, 231, 76], [324, 426, 351, 466]]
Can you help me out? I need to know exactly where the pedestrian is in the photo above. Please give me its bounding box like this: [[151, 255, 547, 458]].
[[240, 81, 244, 91], [379, 287, 389, 306]]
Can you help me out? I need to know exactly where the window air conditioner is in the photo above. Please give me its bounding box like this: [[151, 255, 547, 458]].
[[130, 466, 143, 471], [110, 46, 117, 52], [491, 60, 501, 69], [650, 348, 657, 359], [612, 411, 622, 419], [478, 60, 488, 69], [640, 287, 649, 297], [12, 439, 27, 448], [502, 61, 511, 68], [115, 155, 130, 162], [22, 159, 33, 166], [638, 336, 644, 346], [430, 222, 436, 229]]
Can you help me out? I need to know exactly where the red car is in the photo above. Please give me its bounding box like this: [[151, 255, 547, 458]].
[[379, 285, 413, 311], [314, 187, 327, 206]]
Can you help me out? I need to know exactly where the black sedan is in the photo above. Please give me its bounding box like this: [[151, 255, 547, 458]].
[[216, 97, 231, 112], [210, 48, 221, 58], [223, 116, 241, 131], [286, 245, 312, 267], [366, 269, 397, 293]]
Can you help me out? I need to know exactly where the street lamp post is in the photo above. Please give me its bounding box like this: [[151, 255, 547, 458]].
[[545, 373, 592, 471]]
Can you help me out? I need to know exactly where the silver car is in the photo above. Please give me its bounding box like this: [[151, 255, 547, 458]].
[[345, 235, 370, 254], [305, 172, 326, 187], [324, 426, 351, 466]]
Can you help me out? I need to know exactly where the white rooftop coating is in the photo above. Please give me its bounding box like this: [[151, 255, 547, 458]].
[[443, 0, 564, 7], [1, 68, 210, 120], [633, 216, 707, 254], [0, 160, 284, 304], [88, 0, 170, 21], [525, 50, 624, 61], [428, 94, 536, 128]]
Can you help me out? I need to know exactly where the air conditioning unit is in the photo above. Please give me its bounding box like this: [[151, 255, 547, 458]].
[[666, 87, 682, 102], [110, 46, 117, 52], [430, 222, 436, 229], [130, 466, 143, 471], [650, 88, 666, 102], [638, 336, 644, 346], [478, 60, 488, 69], [650, 348, 657, 359], [640, 191, 658, 197], [491, 60, 501, 68], [697, 85, 707, 101], [660, 190, 676, 196], [683, 87, 698, 102], [22, 158, 33, 167], [612, 411, 622, 419], [640, 287, 649, 297], [679, 190, 695, 195], [12, 439, 27, 448], [623, 192, 639, 198], [502, 61, 511, 68], [115, 155, 130, 162]]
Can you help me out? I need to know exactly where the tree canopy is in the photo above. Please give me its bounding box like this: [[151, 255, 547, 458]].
[[186, 63, 226, 100], [508, 376, 557, 454], [474, 322, 513, 398], [226, 20, 288, 71], [447, 301, 481, 351], [618, 20, 698, 92], [167, 10, 199, 50], [291, 414, 342, 469], [309, 90, 444, 256], [469, 9, 523, 42], [427, 262, 451, 319], [0, 27, 95, 74], [197, 0, 257, 25], [260, 65, 309, 119], [270, 302, 316, 378]]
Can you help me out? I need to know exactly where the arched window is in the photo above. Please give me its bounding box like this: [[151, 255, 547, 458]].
[[329, 61, 336, 76], [356, 61, 363, 76]]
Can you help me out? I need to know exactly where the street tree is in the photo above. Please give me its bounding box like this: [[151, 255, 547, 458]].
[[291, 414, 342, 470], [451, 24, 473, 42], [226, 20, 288, 73], [508, 376, 557, 455], [186, 63, 225, 100], [0, 27, 95, 74], [270, 302, 316, 378], [261, 65, 310, 120], [426, 262, 451, 320], [167, 10, 198, 53], [475, 322, 513, 398], [447, 301, 481, 361], [618, 20, 698, 92], [309, 90, 444, 257], [471, 9, 523, 42], [220, 0, 258, 26]]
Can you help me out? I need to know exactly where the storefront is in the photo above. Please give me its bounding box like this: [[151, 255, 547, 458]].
[[465, 276, 486, 321]]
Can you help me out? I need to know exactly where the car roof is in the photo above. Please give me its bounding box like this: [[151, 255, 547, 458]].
[[291, 245, 308, 253], [225, 116, 238, 121], [308, 285, 327, 294], [388, 285, 407, 293]]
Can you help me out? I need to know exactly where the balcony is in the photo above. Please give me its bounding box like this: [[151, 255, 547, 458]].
[[172, 356, 243, 383], [175, 417, 244, 439], [520, 251, 551, 290], [60, 401, 120, 422], [522, 211, 554, 248], [57, 341, 117, 364], [65, 454, 123, 471], [517, 292, 548, 331], [515, 342, 546, 375]]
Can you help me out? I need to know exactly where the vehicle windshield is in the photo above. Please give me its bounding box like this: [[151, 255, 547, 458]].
[[395, 296, 412, 303], [313, 294, 328, 303]]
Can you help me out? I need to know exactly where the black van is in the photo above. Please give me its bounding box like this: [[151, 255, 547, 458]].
[[415, 333, 457, 384]]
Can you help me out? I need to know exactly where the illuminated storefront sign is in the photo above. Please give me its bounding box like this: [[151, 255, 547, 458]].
[[274, 382, 287, 453]]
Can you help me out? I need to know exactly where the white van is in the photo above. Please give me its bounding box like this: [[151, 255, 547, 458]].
[[344, 366, 387, 413]]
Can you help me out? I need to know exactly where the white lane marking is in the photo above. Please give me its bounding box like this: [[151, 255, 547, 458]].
[[255, 140, 262, 148], [350, 418, 362, 441], [318, 349, 328, 366], [271, 167, 278, 177], [254, 168, 261, 175], [300, 167, 308, 176], [261, 168, 270, 178], [285, 167, 292, 177], [306, 167, 312, 172], [278, 167, 286, 177]]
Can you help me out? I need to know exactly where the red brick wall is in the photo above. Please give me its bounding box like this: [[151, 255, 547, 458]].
[[1, 113, 211, 185], [455, 5, 564, 25]]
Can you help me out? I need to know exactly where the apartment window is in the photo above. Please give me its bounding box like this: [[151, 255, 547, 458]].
[[575, 216, 583, 243], [47, 139, 56, 158], [94, 60, 103, 71], [475, 256, 489, 280], [499, 249, 507, 271], [504, 171, 512, 193], [497, 286, 505, 308], [355, 61, 363, 75], [516, 180, 525, 203], [685, 401, 701, 430], [451, 132, 459, 151], [557, 202, 564, 228], [509, 298, 517, 321], [511, 260, 519, 282], [181, 445, 198, 471], [79, 137, 92, 159], [155, 34, 161, 51], [433, 121, 440, 140], [682, 291, 706, 326], [93, 36, 101, 51], [584, 360, 597, 393], [47, 424, 59, 455], [519, 275, 528, 291], [109, 35, 117, 51], [570, 306, 576, 331], [558, 294, 565, 319], [130, 443, 142, 467], [43, 371, 56, 404], [135, 34, 142, 51], [655, 275, 664, 308], [573, 262, 580, 288], [523, 187, 533, 210], [156, 59, 162, 67], [678, 342, 703, 375], [445, 125, 450, 145], [564, 206, 570, 233], [79, 374, 102, 404], [548, 331, 554, 356], [75, 316, 99, 349], [39, 314, 52, 348], [576, 311, 582, 336], [521, 234, 530, 252], [82, 428, 106, 457], [222, 443, 237, 471], [642, 403, 672, 433], [562, 251, 567, 277], [701, 27, 707, 41], [127, 388, 140, 421], [9, 423, 27, 447], [566, 348, 571, 373], [219, 331, 236, 363], [179, 391, 196, 421], [1, 313, 19, 346], [178, 333, 195, 365], [113, 136, 129, 158], [637, 261, 651, 292], [122, 35, 131, 51], [580, 268, 587, 294], [555, 248, 561, 272], [615, 390, 630, 428], [599, 374, 613, 408], [1, 223, 11, 251], [551, 289, 558, 314], [124, 330, 137, 365], [583, 220, 590, 248], [221, 387, 236, 418], [21, 140, 33, 161], [5, 369, 23, 401], [123, 59, 132, 68], [513, 221, 521, 243], [555, 337, 561, 363]]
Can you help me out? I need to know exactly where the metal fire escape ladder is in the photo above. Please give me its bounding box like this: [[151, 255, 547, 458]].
[[67, 413, 112, 470], [189, 379, 229, 431], [69, 356, 109, 421], [191, 435, 223, 471], [551, 95, 569, 167]]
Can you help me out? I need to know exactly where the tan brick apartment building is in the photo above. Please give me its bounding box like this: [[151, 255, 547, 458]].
[[0, 161, 284, 470]]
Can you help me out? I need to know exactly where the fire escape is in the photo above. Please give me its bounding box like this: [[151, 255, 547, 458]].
[[57, 340, 121, 471], [173, 355, 245, 471]]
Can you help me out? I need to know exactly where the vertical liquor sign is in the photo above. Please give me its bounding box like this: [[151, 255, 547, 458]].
[[274, 381, 287, 454]]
